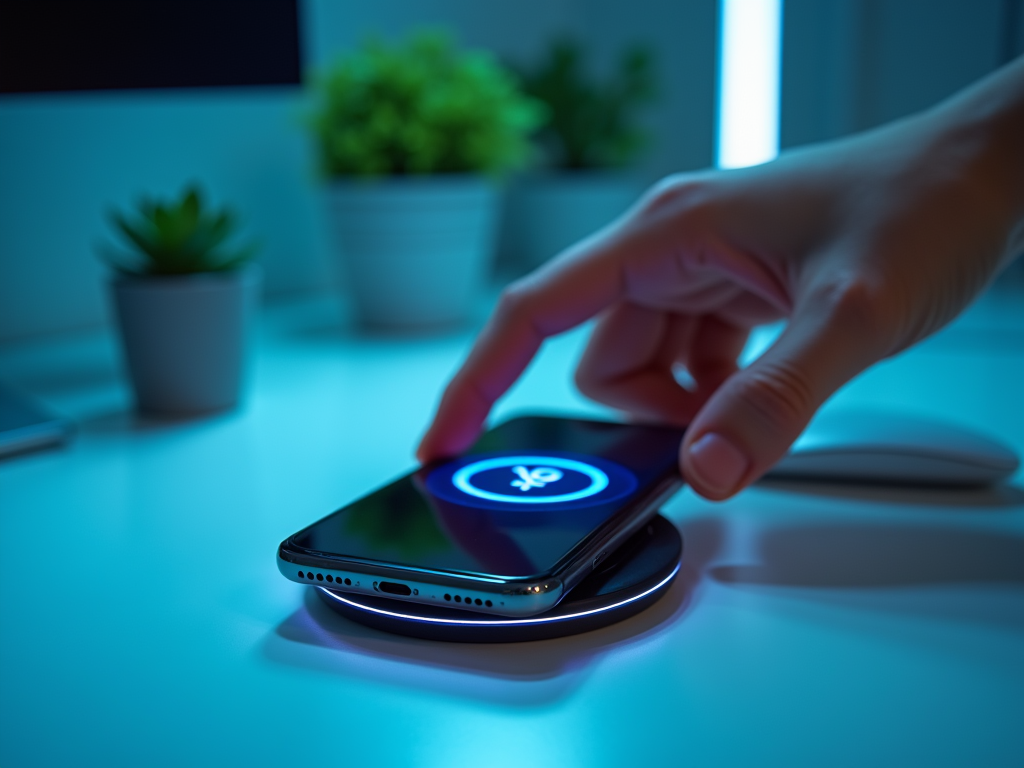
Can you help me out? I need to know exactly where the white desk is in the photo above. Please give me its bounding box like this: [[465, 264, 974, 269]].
[[1, 284, 1022, 767]]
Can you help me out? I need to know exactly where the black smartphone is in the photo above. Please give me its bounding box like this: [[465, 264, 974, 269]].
[[277, 415, 685, 617]]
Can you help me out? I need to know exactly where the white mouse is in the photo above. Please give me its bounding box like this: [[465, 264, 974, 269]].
[[765, 408, 1020, 487]]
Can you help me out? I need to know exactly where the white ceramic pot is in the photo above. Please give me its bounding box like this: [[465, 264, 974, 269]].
[[502, 171, 643, 269], [327, 176, 499, 330], [110, 266, 260, 414]]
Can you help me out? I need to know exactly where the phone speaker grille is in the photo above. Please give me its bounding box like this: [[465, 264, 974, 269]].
[[297, 570, 351, 586]]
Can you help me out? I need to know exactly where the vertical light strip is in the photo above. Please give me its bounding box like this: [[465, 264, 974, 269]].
[[716, 0, 783, 168]]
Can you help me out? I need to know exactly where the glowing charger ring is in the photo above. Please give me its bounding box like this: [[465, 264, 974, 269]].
[[452, 455, 609, 504]]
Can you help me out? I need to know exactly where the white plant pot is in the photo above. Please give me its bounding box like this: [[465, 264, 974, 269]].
[[502, 171, 643, 269], [110, 267, 260, 414], [326, 176, 499, 330]]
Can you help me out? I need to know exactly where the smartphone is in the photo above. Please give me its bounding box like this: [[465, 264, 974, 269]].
[[0, 383, 74, 459], [277, 415, 685, 617]]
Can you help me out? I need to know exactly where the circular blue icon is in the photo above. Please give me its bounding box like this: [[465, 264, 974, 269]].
[[455, 455, 608, 504], [426, 452, 637, 511]]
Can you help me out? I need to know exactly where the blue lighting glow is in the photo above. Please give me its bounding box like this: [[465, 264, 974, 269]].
[[452, 455, 609, 504], [716, 0, 783, 168], [318, 562, 681, 626]]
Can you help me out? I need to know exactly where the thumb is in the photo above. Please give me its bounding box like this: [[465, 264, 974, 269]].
[[680, 281, 886, 500]]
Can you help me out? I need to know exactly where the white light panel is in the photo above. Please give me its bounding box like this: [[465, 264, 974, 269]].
[[716, 0, 783, 168]]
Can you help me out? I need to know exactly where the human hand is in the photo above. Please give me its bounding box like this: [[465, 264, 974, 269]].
[[417, 58, 1024, 500]]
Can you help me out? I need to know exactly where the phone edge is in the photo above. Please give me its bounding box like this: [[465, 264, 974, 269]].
[[277, 476, 683, 618]]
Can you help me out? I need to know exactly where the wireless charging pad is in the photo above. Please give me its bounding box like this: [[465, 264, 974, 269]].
[[316, 513, 683, 643]]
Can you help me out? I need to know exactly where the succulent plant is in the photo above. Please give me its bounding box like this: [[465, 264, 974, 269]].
[[517, 38, 657, 170], [307, 30, 545, 177], [98, 185, 257, 276]]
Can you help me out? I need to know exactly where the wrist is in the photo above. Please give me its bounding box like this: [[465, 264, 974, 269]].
[[928, 56, 1024, 259]]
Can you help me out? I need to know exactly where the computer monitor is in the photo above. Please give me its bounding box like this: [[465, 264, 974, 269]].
[[0, 0, 302, 94]]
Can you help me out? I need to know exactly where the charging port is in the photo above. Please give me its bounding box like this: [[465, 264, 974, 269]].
[[377, 581, 412, 596]]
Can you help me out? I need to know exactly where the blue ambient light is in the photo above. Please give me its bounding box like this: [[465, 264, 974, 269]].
[[426, 452, 638, 511]]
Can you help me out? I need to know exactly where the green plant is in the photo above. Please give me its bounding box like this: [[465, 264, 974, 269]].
[[307, 30, 545, 177], [518, 39, 656, 170], [98, 186, 257, 276]]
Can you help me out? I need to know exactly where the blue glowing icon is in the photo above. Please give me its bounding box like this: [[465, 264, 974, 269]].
[[452, 456, 609, 504], [427, 452, 637, 510]]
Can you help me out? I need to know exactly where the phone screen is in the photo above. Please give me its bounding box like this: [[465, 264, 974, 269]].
[[288, 417, 684, 579]]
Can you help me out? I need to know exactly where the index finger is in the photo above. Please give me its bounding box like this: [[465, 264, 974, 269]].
[[416, 230, 628, 462]]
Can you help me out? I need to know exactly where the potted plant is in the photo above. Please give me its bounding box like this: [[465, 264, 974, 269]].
[[307, 31, 543, 330], [97, 185, 260, 414], [504, 39, 656, 269]]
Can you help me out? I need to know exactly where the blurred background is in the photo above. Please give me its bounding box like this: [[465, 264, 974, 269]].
[[2, 0, 1022, 343]]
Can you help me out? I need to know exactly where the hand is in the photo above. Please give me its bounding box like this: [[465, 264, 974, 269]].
[[418, 58, 1024, 500]]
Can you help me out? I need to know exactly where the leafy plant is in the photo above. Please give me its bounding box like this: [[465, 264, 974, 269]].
[[517, 39, 656, 170], [98, 186, 257, 276], [307, 30, 545, 177]]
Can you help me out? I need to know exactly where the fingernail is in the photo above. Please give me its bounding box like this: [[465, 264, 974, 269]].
[[688, 432, 749, 496]]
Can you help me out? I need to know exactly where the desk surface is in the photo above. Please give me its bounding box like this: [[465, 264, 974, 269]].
[[1, 284, 1023, 768]]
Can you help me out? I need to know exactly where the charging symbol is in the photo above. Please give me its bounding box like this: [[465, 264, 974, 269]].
[[511, 466, 564, 491], [446, 455, 612, 505], [428, 453, 638, 509]]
